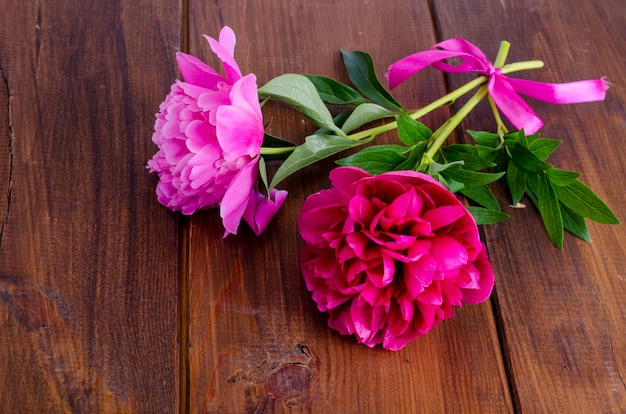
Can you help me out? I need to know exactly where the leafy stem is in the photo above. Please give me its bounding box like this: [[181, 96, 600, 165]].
[[488, 96, 508, 138], [423, 85, 489, 161], [260, 146, 298, 155], [347, 60, 543, 143], [420, 41, 514, 164]]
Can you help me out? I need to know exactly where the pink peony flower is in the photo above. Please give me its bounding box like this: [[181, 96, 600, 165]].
[[147, 26, 287, 235], [298, 166, 494, 350]]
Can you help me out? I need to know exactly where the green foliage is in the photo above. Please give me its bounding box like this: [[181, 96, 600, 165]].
[[397, 112, 432, 145], [340, 49, 404, 110], [341, 103, 396, 133], [336, 114, 431, 175], [261, 133, 296, 161], [256, 53, 618, 248], [258, 74, 345, 136], [336, 145, 408, 175], [466, 206, 510, 225], [303, 75, 369, 106], [488, 129, 619, 248], [269, 134, 372, 189]]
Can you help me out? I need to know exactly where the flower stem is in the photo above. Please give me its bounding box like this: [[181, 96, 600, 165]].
[[347, 59, 544, 142], [502, 60, 544, 74], [494, 41, 510, 68], [488, 96, 508, 137], [260, 146, 298, 155], [424, 85, 489, 160], [259, 54, 544, 156], [421, 41, 516, 161]]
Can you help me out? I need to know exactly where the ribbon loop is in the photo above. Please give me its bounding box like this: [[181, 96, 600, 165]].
[[387, 38, 608, 134]]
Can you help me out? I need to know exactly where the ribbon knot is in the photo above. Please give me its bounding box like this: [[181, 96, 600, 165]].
[[486, 66, 502, 77], [387, 38, 608, 134]]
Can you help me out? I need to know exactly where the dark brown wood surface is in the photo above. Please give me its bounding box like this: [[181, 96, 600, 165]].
[[0, 1, 181, 412], [1, 0, 624, 413], [434, 1, 626, 412]]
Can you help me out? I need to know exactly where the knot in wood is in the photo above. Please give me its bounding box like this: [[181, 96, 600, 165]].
[[265, 364, 313, 400]]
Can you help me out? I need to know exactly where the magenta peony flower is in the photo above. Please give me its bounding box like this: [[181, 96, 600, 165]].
[[298, 166, 494, 350], [147, 26, 287, 235]]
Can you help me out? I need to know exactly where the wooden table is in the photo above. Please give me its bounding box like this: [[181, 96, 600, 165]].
[[1, 0, 624, 412]]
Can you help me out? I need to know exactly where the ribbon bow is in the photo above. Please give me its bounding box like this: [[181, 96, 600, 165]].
[[387, 38, 608, 134]]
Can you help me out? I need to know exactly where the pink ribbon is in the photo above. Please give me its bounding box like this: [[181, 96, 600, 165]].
[[387, 38, 608, 134]]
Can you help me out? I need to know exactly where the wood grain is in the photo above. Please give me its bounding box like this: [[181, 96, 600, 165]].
[[433, 0, 626, 412], [186, 1, 512, 412], [0, 1, 182, 412], [1, 1, 624, 413]]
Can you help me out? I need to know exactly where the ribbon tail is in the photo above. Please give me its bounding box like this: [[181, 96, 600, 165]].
[[489, 76, 544, 134], [387, 50, 470, 90], [387, 38, 493, 89], [506, 77, 608, 104]]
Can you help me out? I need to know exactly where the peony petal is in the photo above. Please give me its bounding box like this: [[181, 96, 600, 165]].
[[350, 301, 387, 344], [385, 187, 423, 219], [229, 74, 263, 120], [328, 166, 371, 200], [418, 282, 443, 305], [220, 160, 259, 235], [197, 89, 232, 121], [205, 26, 242, 82], [348, 194, 377, 225], [216, 76, 264, 157], [176, 52, 224, 89], [187, 145, 221, 189], [358, 282, 393, 308], [422, 205, 466, 231], [243, 188, 288, 235], [429, 234, 468, 270], [328, 307, 354, 336], [459, 244, 494, 304], [184, 119, 215, 153], [404, 254, 437, 298]]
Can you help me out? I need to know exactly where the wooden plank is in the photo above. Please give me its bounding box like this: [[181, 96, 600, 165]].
[[433, 0, 626, 412], [0, 1, 181, 412], [186, 1, 513, 412]]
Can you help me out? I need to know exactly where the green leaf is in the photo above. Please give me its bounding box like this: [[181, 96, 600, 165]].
[[315, 110, 354, 135], [341, 103, 396, 133], [397, 113, 432, 145], [337, 145, 407, 175], [261, 133, 295, 161], [258, 74, 344, 136], [560, 202, 591, 242], [258, 156, 270, 194], [475, 144, 502, 163], [514, 129, 530, 147], [441, 168, 504, 187], [467, 130, 500, 148], [546, 168, 582, 186], [466, 206, 510, 225], [443, 144, 496, 170], [528, 174, 564, 249], [427, 160, 464, 176], [269, 134, 370, 188], [506, 161, 526, 206], [341, 49, 403, 110], [445, 177, 465, 193], [505, 141, 553, 173], [460, 185, 501, 211], [394, 143, 426, 171], [303, 75, 369, 106], [529, 137, 562, 160], [263, 133, 295, 148], [553, 180, 620, 224]]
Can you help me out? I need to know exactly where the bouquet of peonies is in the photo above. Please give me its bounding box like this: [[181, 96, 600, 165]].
[[147, 27, 618, 350]]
